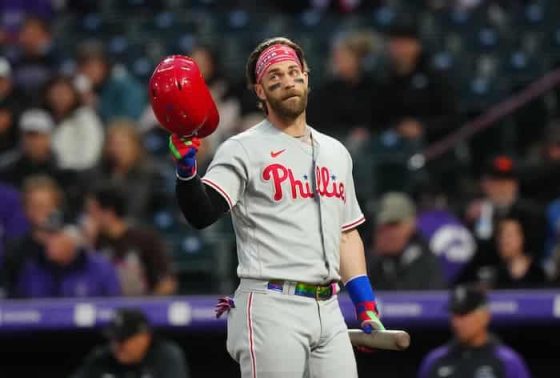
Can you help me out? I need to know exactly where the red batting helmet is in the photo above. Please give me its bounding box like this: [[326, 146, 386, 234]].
[[149, 55, 219, 138]]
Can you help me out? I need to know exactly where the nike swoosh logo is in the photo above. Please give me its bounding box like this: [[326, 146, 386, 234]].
[[270, 149, 286, 158]]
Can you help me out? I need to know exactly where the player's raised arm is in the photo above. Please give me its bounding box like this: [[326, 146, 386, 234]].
[[149, 55, 228, 229]]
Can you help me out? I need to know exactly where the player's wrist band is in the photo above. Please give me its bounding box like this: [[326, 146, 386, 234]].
[[345, 274, 376, 306]]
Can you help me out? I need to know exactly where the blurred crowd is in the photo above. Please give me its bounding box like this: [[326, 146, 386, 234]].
[[1, 0, 560, 300]]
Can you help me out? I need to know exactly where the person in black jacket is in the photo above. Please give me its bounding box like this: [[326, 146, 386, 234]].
[[72, 308, 190, 378], [367, 192, 446, 290], [418, 284, 531, 378], [371, 21, 458, 145]]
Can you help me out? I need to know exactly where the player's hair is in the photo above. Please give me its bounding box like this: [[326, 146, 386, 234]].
[[245, 37, 309, 114]]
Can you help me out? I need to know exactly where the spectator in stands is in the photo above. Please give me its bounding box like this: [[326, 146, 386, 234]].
[[83, 185, 176, 296], [3, 175, 64, 295], [0, 109, 64, 188], [0, 57, 28, 157], [418, 284, 531, 378], [521, 120, 560, 205], [367, 192, 446, 290], [15, 222, 120, 298], [75, 41, 146, 122], [371, 18, 458, 145], [191, 44, 241, 141], [72, 308, 190, 378], [461, 155, 545, 282], [0, 182, 29, 295], [43, 76, 104, 171], [308, 30, 376, 140], [89, 120, 162, 221], [492, 217, 545, 289], [8, 16, 59, 105]]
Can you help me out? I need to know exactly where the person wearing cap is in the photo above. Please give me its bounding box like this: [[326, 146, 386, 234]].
[[370, 15, 458, 145], [14, 215, 120, 298], [0, 108, 64, 188], [461, 155, 545, 285], [72, 308, 190, 378], [368, 192, 445, 290], [418, 284, 531, 378]]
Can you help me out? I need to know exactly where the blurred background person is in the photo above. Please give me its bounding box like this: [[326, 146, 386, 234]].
[[75, 41, 146, 122], [520, 120, 560, 205], [461, 155, 545, 284], [2, 175, 64, 296], [83, 185, 176, 296], [0, 57, 28, 157], [72, 308, 190, 378], [418, 284, 531, 378], [367, 192, 445, 290], [371, 17, 458, 145], [7, 15, 59, 105], [0, 182, 29, 295], [190, 44, 241, 143], [415, 182, 476, 286], [88, 120, 162, 222], [307, 30, 376, 140], [0, 108, 63, 188], [15, 222, 120, 298], [492, 217, 546, 289], [43, 75, 104, 171]]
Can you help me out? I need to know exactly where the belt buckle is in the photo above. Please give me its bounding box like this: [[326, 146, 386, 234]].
[[315, 285, 321, 300]]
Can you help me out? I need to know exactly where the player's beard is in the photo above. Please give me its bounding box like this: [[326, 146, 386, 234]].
[[266, 87, 308, 121]]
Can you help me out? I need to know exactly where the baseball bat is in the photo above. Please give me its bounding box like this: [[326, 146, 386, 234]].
[[348, 329, 411, 351]]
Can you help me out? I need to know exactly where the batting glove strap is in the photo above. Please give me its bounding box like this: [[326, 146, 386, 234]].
[[169, 134, 201, 180], [357, 303, 385, 333]]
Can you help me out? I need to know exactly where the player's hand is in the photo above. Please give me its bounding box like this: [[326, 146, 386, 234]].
[[355, 301, 385, 353], [357, 300, 385, 333], [169, 134, 201, 180]]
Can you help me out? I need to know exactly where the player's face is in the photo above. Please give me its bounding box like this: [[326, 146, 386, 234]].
[[256, 60, 309, 120], [451, 309, 490, 345], [111, 333, 151, 365]]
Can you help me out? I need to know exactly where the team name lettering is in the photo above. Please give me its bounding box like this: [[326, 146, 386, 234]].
[[262, 163, 345, 202]]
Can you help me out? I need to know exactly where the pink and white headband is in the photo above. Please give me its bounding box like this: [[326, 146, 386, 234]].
[[255, 44, 302, 83]]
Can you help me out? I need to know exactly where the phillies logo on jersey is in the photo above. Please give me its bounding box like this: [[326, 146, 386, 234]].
[[262, 163, 345, 202]]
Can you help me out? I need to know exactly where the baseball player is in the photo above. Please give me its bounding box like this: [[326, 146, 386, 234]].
[[165, 37, 384, 377]]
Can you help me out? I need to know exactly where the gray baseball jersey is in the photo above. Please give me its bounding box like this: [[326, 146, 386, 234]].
[[202, 119, 365, 284]]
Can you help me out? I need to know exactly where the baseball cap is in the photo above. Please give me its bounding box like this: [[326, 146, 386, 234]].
[[105, 309, 151, 342], [377, 192, 416, 224], [19, 109, 54, 134], [482, 155, 517, 180], [448, 284, 488, 315], [0, 58, 11, 78]]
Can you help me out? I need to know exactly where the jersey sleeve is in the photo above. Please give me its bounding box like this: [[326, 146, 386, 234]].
[[341, 151, 365, 231], [496, 345, 532, 378], [202, 139, 249, 209]]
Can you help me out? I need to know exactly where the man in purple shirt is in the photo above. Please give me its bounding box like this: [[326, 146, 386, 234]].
[[418, 284, 531, 378], [16, 223, 120, 298]]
